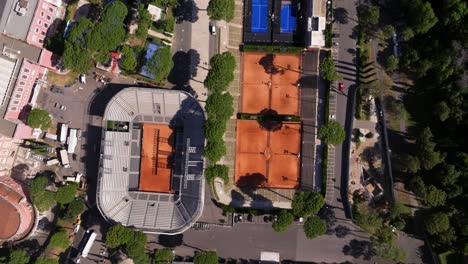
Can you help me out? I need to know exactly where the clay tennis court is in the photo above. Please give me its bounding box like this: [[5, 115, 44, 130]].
[[140, 124, 173, 193], [235, 120, 301, 188], [241, 52, 301, 115]]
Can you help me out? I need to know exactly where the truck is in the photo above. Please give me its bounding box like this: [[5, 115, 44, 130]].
[[45, 158, 59, 166], [44, 132, 57, 141], [58, 149, 70, 168]]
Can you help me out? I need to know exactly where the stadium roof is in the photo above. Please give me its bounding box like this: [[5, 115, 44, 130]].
[[97, 88, 206, 234]]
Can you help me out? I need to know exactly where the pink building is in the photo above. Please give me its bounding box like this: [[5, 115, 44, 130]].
[[26, 0, 62, 48], [4, 60, 47, 139]]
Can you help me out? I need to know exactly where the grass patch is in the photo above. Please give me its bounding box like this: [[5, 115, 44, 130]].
[[242, 44, 303, 54], [47, 71, 79, 86], [439, 251, 464, 264]]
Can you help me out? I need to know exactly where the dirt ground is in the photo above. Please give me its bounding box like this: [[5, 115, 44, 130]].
[[47, 71, 79, 86]]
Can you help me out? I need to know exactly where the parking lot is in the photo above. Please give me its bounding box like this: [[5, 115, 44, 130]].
[[36, 70, 136, 177]]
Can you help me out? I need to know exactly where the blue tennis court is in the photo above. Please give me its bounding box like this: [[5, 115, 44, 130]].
[[280, 4, 297, 33], [251, 0, 268, 33]]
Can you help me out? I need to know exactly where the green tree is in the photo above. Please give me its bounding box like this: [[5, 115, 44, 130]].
[[120, 45, 137, 72], [389, 201, 410, 220], [423, 185, 447, 207], [204, 118, 227, 141], [318, 121, 345, 146], [303, 216, 327, 239], [358, 5, 380, 26], [436, 163, 460, 187], [0, 248, 29, 264], [403, 0, 438, 35], [29, 175, 56, 212], [86, 1, 128, 52], [292, 192, 325, 216], [62, 43, 91, 73], [204, 139, 226, 163], [373, 241, 407, 262], [381, 25, 395, 39], [193, 251, 218, 264], [207, 0, 235, 21], [27, 109, 52, 130], [205, 92, 234, 121], [425, 211, 450, 235], [401, 27, 415, 41], [153, 248, 174, 264], [385, 55, 399, 72], [399, 154, 420, 174], [433, 101, 450, 122], [320, 56, 341, 81], [136, 4, 152, 39], [416, 127, 445, 170], [106, 224, 134, 248], [204, 52, 236, 92], [64, 199, 85, 220], [441, 0, 468, 26], [145, 46, 174, 83], [49, 230, 71, 249], [55, 183, 78, 204], [272, 210, 294, 232], [205, 164, 229, 184]]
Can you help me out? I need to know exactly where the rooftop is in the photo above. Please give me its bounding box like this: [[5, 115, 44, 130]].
[[97, 88, 205, 234]]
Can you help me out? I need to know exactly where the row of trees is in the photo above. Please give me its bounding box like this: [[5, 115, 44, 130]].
[[207, 0, 235, 22], [203, 52, 236, 168], [30, 175, 80, 212], [272, 192, 327, 239]]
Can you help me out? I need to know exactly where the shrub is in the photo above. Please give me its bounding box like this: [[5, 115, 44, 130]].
[[318, 120, 346, 146], [205, 165, 229, 184], [154, 248, 174, 264], [292, 192, 325, 217], [365, 132, 374, 138], [204, 139, 226, 163], [64, 199, 85, 220], [193, 251, 218, 264], [120, 45, 137, 72]]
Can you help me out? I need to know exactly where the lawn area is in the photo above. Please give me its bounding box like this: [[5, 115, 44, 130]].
[[439, 251, 464, 264], [47, 71, 79, 86]]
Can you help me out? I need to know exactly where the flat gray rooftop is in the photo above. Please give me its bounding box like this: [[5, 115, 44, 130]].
[[0, 0, 38, 41]]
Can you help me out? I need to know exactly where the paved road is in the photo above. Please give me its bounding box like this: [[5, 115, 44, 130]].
[[173, 222, 379, 263]]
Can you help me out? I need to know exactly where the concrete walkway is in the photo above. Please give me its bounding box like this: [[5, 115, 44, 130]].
[[147, 29, 173, 42]]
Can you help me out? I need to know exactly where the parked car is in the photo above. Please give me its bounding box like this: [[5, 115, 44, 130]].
[[247, 214, 253, 222], [209, 24, 216, 35], [339, 82, 345, 92], [237, 214, 243, 222], [79, 74, 86, 84]]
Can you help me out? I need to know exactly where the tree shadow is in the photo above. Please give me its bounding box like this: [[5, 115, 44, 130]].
[[174, 0, 199, 23], [335, 225, 351, 238], [342, 239, 375, 260], [333, 7, 349, 24], [168, 49, 200, 96], [235, 173, 267, 188], [258, 54, 285, 75], [256, 109, 283, 131]]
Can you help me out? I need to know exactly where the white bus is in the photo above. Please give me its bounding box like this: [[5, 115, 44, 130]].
[[58, 149, 70, 168], [81, 230, 97, 258], [67, 129, 78, 154], [59, 124, 69, 144]]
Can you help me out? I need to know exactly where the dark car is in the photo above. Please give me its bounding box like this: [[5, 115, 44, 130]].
[[51, 86, 64, 94], [247, 214, 253, 222]]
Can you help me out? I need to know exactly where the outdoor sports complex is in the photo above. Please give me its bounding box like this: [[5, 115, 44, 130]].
[[97, 88, 205, 234], [236, 52, 303, 189]]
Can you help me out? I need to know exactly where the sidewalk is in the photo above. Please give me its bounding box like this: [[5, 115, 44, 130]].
[[147, 29, 173, 42]]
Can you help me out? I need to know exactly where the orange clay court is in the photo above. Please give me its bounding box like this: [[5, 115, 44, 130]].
[[241, 52, 301, 115], [235, 120, 301, 188], [139, 124, 173, 193]]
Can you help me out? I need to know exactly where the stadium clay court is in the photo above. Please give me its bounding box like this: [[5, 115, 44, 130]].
[[235, 120, 301, 188], [139, 123, 173, 193], [241, 52, 301, 115]]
